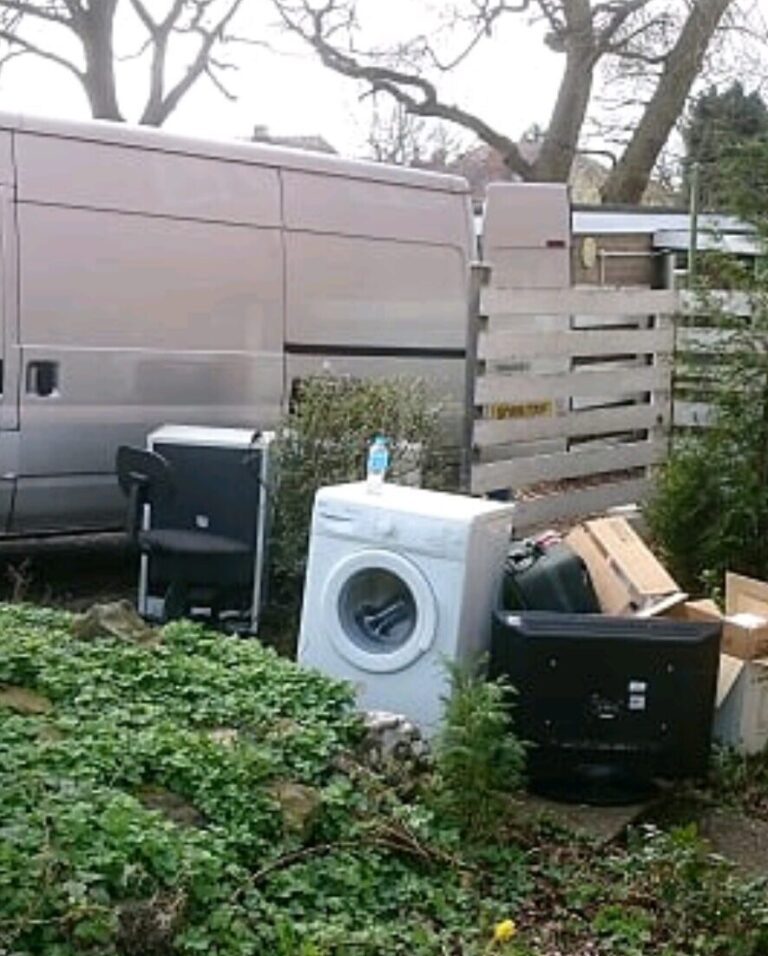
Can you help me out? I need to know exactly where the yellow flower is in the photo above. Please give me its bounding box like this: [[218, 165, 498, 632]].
[[492, 919, 517, 944]]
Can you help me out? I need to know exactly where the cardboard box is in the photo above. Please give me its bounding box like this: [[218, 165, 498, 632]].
[[721, 615, 768, 660], [565, 517, 686, 616], [714, 653, 768, 754], [722, 573, 768, 658], [667, 577, 768, 660]]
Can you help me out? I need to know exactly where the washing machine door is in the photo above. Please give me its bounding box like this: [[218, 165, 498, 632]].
[[322, 549, 438, 674]]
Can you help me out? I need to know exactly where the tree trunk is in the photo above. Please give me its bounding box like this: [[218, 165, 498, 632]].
[[601, 0, 732, 205], [531, 48, 595, 182], [79, 0, 123, 122], [522, 0, 595, 183]]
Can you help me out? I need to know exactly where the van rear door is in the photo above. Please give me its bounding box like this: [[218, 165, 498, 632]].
[[0, 133, 19, 530]]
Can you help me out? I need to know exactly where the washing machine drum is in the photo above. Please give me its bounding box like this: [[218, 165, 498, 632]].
[[321, 549, 438, 673]]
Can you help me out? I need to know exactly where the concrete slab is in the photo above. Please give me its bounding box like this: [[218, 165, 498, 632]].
[[699, 809, 768, 879], [519, 792, 651, 844]]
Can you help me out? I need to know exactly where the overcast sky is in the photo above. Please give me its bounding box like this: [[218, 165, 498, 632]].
[[0, 0, 763, 160]]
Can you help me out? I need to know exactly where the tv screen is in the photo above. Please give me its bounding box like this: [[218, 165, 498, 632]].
[[491, 611, 722, 804]]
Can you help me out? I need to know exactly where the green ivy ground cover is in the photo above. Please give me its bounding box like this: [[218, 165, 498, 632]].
[[1, 604, 768, 956]]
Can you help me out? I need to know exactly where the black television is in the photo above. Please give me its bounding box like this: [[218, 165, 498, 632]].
[[491, 611, 722, 805]]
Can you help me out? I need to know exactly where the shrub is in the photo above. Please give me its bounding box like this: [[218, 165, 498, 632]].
[[649, 141, 768, 595], [268, 375, 452, 612], [434, 659, 526, 841], [648, 250, 768, 595]]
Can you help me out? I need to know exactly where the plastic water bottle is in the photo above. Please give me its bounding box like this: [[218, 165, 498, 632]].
[[367, 435, 389, 493]]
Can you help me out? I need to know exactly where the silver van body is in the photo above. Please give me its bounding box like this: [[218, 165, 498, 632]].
[[0, 113, 473, 534]]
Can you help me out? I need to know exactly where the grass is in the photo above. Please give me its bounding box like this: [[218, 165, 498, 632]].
[[1, 604, 767, 955]]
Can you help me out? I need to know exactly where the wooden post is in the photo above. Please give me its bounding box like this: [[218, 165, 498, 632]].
[[461, 261, 491, 493], [688, 161, 700, 288]]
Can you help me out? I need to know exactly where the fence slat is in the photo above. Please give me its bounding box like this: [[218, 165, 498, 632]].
[[677, 327, 742, 351], [673, 400, 714, 428], [512, 478, 653, 532], [475, 364, 669, 405], [680, 289, 751, 317], [475, 401, 669, 446], [471, 439, 666, 494], [481, 287, 679, 316], [478, 326, 674, 360]]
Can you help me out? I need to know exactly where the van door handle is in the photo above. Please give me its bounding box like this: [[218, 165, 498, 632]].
[[26, 361, 59, 397]]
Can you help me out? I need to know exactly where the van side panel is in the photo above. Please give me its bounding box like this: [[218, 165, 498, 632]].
[[18, 206, 282, 352], [7, 121, 473, 534], [282, 170, 467, 244], [285, 234, 468, 349], [286, 351, 466, 429], [283, 170, 472, 432], [12, 135, 283, 532], [15, 134, 281, 226]]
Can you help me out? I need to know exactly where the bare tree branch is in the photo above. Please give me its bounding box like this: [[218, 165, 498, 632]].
[[0, 0, 254, 126], [602, 0, 735, 202], [273, 0, 533, 177], [534, 0, 565, 34], [272, 0, 751, 201], [0, 0, 69, 24], [127, 0, 158, 33], [417, 0, 531, 71], [595, 0, 654, 52], [204, 61, 237, 100], [129, 0, 187, 125], [0, 25, 82, 76], [141, 0, 245, 126]]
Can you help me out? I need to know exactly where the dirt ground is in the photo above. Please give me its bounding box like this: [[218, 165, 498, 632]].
[[0, 532, 298, 654], [0, 533, 136, 610]]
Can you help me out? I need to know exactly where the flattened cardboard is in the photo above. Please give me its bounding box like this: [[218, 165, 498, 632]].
[[565, 524, 630, 615], [716, 654, 744, 708], [714, 653, 768, 755], [668, 599, 721, 623], [635, 591, 690, 619], [586, 517, 678, 595], [566, 517, 684, 616]]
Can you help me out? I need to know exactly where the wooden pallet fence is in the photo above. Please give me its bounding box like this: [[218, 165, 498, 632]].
[[674, 290, 758, 429], [471, 285, 678, 530]]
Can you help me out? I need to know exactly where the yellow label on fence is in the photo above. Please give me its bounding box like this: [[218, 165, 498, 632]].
[[488, 400, 553, 420]]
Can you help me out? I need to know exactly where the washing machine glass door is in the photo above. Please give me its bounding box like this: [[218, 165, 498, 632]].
[[322, 549, 438, 674]]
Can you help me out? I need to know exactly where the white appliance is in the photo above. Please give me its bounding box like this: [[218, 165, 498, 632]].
[[298, 482, 515, 733]]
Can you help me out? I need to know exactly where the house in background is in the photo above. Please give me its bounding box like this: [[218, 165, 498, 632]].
[[572, 206, 758, 288], [444, 138, 677, 208], [251, 124, 337, 155]]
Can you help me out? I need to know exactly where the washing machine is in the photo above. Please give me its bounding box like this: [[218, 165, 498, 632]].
[[298, 482, 515, 733]]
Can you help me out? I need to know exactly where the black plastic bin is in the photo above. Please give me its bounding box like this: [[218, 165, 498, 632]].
[[501, 539, 600, 614]]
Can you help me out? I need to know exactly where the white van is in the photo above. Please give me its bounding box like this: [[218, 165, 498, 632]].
[[0, 113, 474, 535]]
